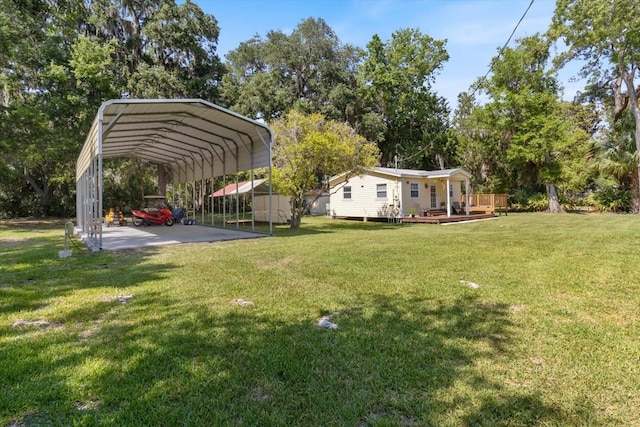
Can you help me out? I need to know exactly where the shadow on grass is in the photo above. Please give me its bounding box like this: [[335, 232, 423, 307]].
[[0, 226, 177, 322], [1, 289, 580, 426], [272, 218, 406, 238]]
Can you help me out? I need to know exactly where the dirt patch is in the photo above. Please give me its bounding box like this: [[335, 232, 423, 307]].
[[251, 387, 270, 402]]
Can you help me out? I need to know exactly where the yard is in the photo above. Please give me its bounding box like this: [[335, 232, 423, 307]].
[[1, 214, 639, 426]]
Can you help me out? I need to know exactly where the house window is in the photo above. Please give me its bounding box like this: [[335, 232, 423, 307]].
[[430, 186, 437, 208], [343, 186, 352, 199], [376, 183, 387, 199], [410, 183, 419, 198], [449, 183, 454, 198]]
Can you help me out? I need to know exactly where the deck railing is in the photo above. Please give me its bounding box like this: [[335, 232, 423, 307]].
[[464, 194, 508, 214]]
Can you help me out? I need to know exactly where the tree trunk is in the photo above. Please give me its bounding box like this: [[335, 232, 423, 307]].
[[24, 167, 50, 216], [546, 183, 565, 213], [289, 194, 307, 228], [157, 164, 167, 196], [621, 66, 640, 213], [631, 167, 640, 213]]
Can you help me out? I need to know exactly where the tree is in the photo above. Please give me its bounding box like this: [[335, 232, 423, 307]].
[[0, 0, 227, 217], [221, 18, 362, 122], [84, 0, 225, 198], [550, 0, 640, 212], [592, 109, 639, 212], [453, 91, 510, 194], [358, 29, 450, 169], [555, 101, 600, 195], [270, 111, 379, 228], [0, 0, 93, 216], [466, 35, 569, 212]]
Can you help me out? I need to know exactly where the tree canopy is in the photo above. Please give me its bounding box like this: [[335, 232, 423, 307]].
[[271, 111, 379, 228], [550, 0, 640, 212], [221, 17, 362, 122], [0, 0, 223, 217], [2, 1, 639, 218], [358, 28, 451, 169]]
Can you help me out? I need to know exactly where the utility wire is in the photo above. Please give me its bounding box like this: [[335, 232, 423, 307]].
[[466, 0, 535, 100], [397, 0, 535, 167]]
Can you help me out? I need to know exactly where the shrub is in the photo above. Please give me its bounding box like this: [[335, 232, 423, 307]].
[[589, 186, 631, 212], [508, 189, 532, 212], [527, 193, 549, 212]]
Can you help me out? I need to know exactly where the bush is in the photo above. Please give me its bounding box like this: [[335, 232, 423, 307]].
[[588, 187, 631, 213], [527, 193, 549, 212], [508, 190, 549, 212], [508, 189, 532, 212], [564, 193, 594, 209]]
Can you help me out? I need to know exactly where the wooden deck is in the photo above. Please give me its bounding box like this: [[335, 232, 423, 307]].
[[466, 194, 508, 216], [401, 213, 496, 224]]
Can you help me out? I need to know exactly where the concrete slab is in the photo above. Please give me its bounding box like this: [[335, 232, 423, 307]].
[[93, 224, 267, 251]]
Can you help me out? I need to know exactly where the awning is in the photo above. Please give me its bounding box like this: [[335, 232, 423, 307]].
[[209, 179, 269, 197]]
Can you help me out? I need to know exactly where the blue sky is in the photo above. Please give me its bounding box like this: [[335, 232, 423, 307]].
[[197, 0, 580, 109]]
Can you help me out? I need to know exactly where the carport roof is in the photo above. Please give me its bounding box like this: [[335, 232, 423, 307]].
[[76, 98, 273, 182]]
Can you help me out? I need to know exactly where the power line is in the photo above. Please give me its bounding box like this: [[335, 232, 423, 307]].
[[466, 0, 535, 100], [398, 0, 535, 167]]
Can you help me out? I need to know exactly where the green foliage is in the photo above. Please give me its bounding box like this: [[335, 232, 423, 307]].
[[221, 18, 361, 122], [509, 190, 580, 213], [554, 102, 600, 194], [509, 190, 548, 212], [270, 111, 380, 228], [550, 0, 640, 211], [589, 185, 632, 213], [595, 110, 639, 190], [526, 192, 550, 212], [358, 29, 451, 168], [455, 35, 590, 212], [0, 0, 224, 218], [102, 159, 159, 212]]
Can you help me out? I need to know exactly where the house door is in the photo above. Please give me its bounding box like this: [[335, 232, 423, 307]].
[[430, 185, 437, 208]]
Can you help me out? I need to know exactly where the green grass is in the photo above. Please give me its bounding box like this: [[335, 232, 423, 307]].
[[1, 214, 639, 426]]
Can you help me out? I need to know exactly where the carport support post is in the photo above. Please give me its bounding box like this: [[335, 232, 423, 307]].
[[234, 173, 239, 229], [201, 158, 205, 226], [97, 114, 104, 250], [222, 173, 226, 228], [250, 140, 255, 231], [235, 147, 240, 229], [215, 160, 216, 227], [268, 138, 273, 235]]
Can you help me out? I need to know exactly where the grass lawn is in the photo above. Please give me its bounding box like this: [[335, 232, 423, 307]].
[[1, 214, 639, 426]]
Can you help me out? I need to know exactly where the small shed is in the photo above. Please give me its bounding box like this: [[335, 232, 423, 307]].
[[209, 179, 291, 224], [304, 191, 330, 216]]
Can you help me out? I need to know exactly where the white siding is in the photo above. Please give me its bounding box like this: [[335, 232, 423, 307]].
[[329, 174, 400, 218], [253, 195, 291, 224], [329, 171, 467, 218], [401, 180, 430, 216]]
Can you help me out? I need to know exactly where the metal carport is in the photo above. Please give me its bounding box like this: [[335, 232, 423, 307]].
[[76, 98, 273, 251]]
